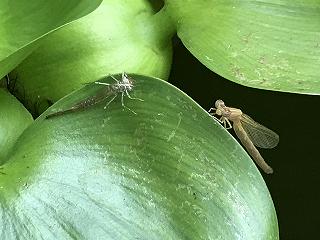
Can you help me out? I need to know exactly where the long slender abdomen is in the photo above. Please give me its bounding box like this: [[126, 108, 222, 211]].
[[233, 121, 273, 174], [45, 107, 79, 119], [46, 87, 112, 119]]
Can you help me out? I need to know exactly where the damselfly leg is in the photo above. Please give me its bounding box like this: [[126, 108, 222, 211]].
[[208, 107, 232, 129]]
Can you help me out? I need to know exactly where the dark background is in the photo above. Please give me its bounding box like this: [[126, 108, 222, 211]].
[[169, 39, 320, 239]]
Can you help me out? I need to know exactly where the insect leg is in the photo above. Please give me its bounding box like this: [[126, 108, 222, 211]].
[[96, 74, 120, 85], [111, 75, 120, 84], [211, 114, 224, 123], [225, 118, 232, 129], [125, 89, 144, 101], [103, 94, 118, 109], [223, 119, 227, 128], [120, 91, 137, 115], [219, 117, 232, 129], [94, 82, 111, 86], [208, 107, 216, 113], [121, 91, 125, 107]]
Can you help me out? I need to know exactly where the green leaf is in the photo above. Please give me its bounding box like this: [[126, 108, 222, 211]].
[[0, 89, 33, 164], [166, 0, 320, 94], [0, 75, 278, 239], [10, 0, 172, 115], [0, 0, 103, 78]]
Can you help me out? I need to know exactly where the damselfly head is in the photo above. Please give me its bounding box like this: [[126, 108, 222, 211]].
[[120, 72, 134, 91], [215, 99, 225, 109], [214, 99, 232, 117]]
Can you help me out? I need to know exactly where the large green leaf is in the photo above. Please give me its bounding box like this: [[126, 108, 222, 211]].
[[0, 74, 278, 239], [0, 0, 103, 78], [166, 0, 320, 94], [0, 89, 33, 164], [10, 0, 173, 115]]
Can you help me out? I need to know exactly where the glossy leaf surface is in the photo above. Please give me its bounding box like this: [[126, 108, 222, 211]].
[[0, 75, 278, 239]]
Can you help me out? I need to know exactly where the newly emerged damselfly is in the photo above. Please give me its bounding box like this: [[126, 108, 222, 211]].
[[45, 72, 143, 119]]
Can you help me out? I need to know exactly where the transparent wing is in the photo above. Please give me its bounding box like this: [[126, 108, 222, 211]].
[[240, 114, 279, 149]]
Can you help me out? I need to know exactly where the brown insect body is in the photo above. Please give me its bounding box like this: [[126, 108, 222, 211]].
[[233, 122, 274, 174], [209, 99, 279, 174]]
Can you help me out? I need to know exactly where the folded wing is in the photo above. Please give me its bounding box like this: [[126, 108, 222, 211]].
[[240, 114, 279, 149]]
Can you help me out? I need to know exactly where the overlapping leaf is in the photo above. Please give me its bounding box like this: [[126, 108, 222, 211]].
[[166, 0, 320, 94], [0, 0, 103, 78], [10, 0, 172, 114], [0, 89, 33, 164]]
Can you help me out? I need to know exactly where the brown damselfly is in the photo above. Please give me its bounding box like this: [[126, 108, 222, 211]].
[[209, 100, 279, 174]]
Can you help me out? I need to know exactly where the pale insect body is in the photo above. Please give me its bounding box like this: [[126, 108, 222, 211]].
[[94, 72, 143, 114], [209, 99, 279, 174], [45, 72, 143, 119]]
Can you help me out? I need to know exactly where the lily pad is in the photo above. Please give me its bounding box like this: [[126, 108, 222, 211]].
[[0, 89, 33, 164], [166, 0, 320, 94], [0, 74, 278, 239], [10, 0, 172, 114], [0, 0, 103, 78]]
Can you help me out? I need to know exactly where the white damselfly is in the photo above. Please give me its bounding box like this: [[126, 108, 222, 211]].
[[46, 72, 143, 119]]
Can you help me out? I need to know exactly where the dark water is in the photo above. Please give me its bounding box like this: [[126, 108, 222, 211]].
[[169, 39, 320, 240]]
